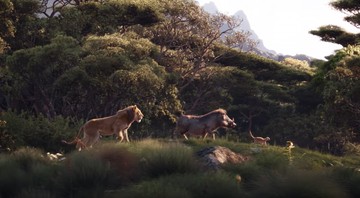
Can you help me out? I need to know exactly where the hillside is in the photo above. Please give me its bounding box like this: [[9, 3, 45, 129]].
[[1, 0, 359, 165], [0, 138, 359, 198]]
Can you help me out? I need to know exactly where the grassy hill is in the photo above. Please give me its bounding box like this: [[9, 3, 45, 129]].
[[1, 138, 360, 198]]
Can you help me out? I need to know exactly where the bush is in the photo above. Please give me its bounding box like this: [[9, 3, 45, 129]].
[[0, 111, 83, 152]]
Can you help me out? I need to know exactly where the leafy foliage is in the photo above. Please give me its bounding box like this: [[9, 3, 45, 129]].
[[0, 110, 82, 152], [0, 0, 358, 154]]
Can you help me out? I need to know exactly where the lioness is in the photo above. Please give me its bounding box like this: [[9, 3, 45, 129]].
[[63, 105, 144, 150]]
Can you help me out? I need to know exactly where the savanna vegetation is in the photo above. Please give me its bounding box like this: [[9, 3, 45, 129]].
[[0, 0, 359, 197], [0, 139, 360, 198]]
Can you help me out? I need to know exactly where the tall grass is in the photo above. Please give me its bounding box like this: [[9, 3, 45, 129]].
[[330, 167, 360, 198], [107, 172, 245, 198], [56, 148, 121, 197], [0, 147, 58, 198], [132, 139, 201, 177], [249, 169, 349, 198], [0, 139, 359, 198]]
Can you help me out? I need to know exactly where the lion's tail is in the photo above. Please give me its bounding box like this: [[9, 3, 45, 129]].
[[62, 126, 84, 145]]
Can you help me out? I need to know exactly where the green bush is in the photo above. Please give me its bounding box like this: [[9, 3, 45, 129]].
[[0, 111, 82, 152]]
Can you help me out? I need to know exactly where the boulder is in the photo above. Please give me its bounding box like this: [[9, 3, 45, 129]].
[[196, 146, 249, 170]]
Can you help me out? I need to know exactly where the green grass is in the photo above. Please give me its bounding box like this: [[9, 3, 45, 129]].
[[106, 172, 246, 198], [0, 138, 359, 198]]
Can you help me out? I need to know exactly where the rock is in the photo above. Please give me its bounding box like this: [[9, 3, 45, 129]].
[[196, 146, 249, 170]]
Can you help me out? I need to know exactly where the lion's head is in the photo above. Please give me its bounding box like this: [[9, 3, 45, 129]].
[[126, 105, 144, 123]]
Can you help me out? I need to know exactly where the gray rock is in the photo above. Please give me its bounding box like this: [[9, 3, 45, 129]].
[[196, 146, 249, 170]]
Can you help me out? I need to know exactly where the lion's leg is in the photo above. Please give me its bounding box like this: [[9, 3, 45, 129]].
[[84, 132, 100, 148], [124, 129, 130, 142], [118, 131, 124, 142]]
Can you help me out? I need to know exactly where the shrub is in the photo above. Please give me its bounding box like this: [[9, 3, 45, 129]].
[[0, 111, 83, 152]]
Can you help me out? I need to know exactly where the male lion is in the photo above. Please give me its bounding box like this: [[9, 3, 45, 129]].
[[62, 105, 144, 150]]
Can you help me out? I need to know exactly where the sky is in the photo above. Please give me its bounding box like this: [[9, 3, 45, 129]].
[[196, 0, 359, 60]]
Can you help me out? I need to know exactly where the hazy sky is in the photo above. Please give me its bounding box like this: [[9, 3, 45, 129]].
[[196, 0, 358, 59]]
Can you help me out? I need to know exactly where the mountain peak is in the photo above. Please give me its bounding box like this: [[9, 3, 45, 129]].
[[200, 1, 313, 62], [202, 2, 218, 14]]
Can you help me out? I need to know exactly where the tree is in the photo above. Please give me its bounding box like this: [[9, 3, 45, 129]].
[[53, 33, 182, 136], [310, 0, 360, 47], [0, 0, 48, 51], [5, 35, 82, 118], [331, 0, 360, 27], [0, 0, 15, 39], [309, 25, 359, 47], [133, 0, 256, 111], [55, 0, 162, 39]]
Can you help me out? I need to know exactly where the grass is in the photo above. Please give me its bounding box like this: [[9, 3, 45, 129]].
[[0, 138, 359, 198], [106, 172, 246, 198]]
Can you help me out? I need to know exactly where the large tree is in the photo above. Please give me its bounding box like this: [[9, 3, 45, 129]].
[[307, 0, 360, 153], [133, 0, 256, 112], [310, 0, 360, 47]]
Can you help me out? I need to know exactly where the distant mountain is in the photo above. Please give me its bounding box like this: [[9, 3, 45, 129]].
[[201, 2, 313, 62]]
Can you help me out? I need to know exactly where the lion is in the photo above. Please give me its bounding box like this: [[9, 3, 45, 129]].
[[62, 105, 144, 150]]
